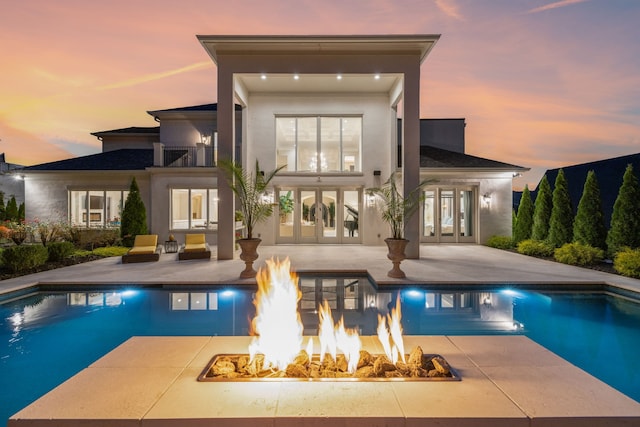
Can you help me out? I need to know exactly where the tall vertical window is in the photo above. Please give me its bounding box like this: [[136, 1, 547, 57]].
[[276, 116, 362, 173], [69, 190, 129, 228], [171, 189, 218, 230]]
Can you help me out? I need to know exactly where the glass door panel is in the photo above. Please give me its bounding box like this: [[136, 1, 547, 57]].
[[343, 190, 360, 240], [278, 189, 295, 240], [460, 190, 474, 240], [440, 190, 455, 237], [320, 190, 338, 242], [300, 190, 317, 242], [423, 190, 435, 238]]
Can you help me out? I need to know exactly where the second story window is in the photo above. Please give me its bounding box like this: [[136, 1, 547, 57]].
[[276, 116, 362, 173]]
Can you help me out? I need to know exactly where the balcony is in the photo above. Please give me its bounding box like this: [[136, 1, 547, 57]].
[[154, 143, 216, 167]]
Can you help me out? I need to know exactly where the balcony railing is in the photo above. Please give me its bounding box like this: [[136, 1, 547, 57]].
[[155, 144, 216, 167]]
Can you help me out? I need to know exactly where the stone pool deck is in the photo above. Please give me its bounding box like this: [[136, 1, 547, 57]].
[[9, 335, 640, 426], [3, 244, 640, 426]]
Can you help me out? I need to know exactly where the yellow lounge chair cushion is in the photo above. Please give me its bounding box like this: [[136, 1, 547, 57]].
[[128, 246, 157, 255], [128, 235, 158, 255], [184, 243, 207, 253], [185, 234, 206, 245]]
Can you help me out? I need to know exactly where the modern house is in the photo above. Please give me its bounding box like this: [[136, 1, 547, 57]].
[[21, 35, 527, 257]]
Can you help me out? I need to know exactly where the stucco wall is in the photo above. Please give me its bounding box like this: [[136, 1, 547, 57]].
[[24, 172, 151, 228], [102, 135, 157, 152]]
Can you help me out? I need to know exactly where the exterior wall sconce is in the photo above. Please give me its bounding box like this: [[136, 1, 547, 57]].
[[482, 193, 492, 208], [366, 192, 376, 207], [261, 191, 274, 204], [200, 132, 211, 145], [373, 170, 381, 176]]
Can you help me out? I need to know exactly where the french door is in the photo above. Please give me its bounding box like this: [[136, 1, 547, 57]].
[[276, 188, 361, 244], [422, 187, 476, 243]]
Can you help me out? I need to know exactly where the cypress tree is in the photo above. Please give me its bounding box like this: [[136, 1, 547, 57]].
[[607, 164, 640, 255], [513, 185, 533, 243], [5, 196, 19, 222], [531, 175, 552, 240], [573, 170, 606, 249], [0, 192, 5, 221], [120, 177, 148, 247], [547, 169, 573, 247], [18, 202, 25, 221]]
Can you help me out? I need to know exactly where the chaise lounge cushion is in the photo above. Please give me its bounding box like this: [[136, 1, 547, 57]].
[[178, 234, 211, 260], [184, 234, 207, 253], [122, 234, 161, 263], [128, 234, 158, 255]]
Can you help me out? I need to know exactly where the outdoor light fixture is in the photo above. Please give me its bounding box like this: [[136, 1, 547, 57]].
[[337, 74, 342, 80], [482, 193, 492, 208], [200, 132, 211, 145], [293, 74, 300, 80], [261, 74, 267, 80], [374, 74, 381, 80], [366, 192, 376, 207]]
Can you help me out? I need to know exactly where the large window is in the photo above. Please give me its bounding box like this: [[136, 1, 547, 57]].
[[171, 189, 218, 230], [69, 190, 129, 228], [276, 116, 362, 173]]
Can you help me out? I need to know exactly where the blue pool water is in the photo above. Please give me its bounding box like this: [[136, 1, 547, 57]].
[[1, 281, 640, 425]]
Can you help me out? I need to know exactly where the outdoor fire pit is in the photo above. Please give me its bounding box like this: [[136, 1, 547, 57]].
[[199, 347, 460, 381], [202, 258, 460, 383]]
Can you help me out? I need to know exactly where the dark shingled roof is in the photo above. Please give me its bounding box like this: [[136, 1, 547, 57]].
[[24, 149, 153, 171], [147, 103, 242, 114], [420, 145, 526, 170], [91, 127, 159, 137]]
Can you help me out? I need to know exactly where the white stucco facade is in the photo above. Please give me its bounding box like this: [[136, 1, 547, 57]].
[[21, 34, 527, 254]]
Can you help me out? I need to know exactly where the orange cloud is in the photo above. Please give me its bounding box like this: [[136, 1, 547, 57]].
[[526, 0, 590, 14]]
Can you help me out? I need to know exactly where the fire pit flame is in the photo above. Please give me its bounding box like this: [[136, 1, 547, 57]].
[[249, 258, 303, 371], [244, 258, 440, 374]]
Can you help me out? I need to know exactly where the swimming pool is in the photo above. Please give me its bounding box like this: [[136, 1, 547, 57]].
[[1, 280, 640, 425]]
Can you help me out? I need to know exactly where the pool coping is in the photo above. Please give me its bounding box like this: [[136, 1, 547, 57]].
[[9, 335, 640, 426]]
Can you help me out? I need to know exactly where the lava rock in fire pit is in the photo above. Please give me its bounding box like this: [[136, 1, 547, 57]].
[[203, 346, 458, 381]]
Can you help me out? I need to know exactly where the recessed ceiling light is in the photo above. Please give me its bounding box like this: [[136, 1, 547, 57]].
[[374, 74, 381, 80], [337, 74, 342, 80], [293, 74, 300, 80], [260, 74, 267, 80]]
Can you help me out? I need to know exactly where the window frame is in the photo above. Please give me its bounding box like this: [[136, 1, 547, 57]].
[[68, 189, 129, 229], [276, 115, 362, 174], [170, 188, 219, 231]]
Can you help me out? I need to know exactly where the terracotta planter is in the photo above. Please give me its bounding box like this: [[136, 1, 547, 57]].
[[237, 238, 261, 278], [385, 238, 408, 279]]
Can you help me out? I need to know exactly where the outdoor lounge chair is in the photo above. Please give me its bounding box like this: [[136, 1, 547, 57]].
[[178, 233, 211, 260], [122, 234, 161, 263]]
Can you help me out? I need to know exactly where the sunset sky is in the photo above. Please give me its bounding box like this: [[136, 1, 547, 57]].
[[1, 0, 638, 189]]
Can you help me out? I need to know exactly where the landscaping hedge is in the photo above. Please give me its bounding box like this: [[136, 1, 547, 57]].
[[47, 241, 76, 262], [1, 244, 49, 273], [517, 239, 555, 257], [614, 248, 640, 278], [486, 235, 514, 250], [554, 242, 604, 266]]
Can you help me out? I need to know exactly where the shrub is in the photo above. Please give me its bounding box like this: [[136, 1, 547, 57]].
[[517, 239, 555, 257], [120, 177, 148, 247], [573, 170, 607, 250], [486, 235, 514, 249], [554, 242, 604, 266], [547, 169, 574, 247], [532, 175, 552, 240], [607, 164, 640, 256], [1, 244, 48, 273], [92, 246, 129, 257], [513, 185, 533, 244], [613, 248, 640, 279], [47, 241, 76, 262]]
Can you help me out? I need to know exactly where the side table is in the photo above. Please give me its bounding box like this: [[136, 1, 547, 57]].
[[164, 240, 179, 253]]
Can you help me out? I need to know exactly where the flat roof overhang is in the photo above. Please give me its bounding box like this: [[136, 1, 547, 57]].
[[197, 34, 440, 65]]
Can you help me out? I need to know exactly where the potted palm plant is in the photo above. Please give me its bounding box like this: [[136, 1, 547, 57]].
[[219, 159, 285, 278], [367, 172, 431, 278]]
